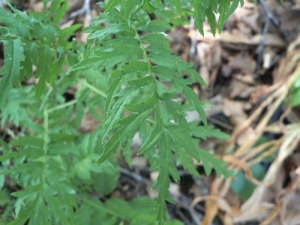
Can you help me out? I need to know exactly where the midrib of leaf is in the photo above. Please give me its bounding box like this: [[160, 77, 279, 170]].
[[102, 88, 140, 142], [41, 105, 49, 188], [100, 21, 160, 143]]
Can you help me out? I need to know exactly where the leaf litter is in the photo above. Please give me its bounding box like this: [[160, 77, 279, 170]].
[[183, 0, 300, 224]]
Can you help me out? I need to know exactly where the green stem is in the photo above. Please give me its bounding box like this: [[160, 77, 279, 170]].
[[39, 87, 53, 111], [41, 104, 49, 189], [47, 100, 77, 113], [130, 0, 145, 19], [80, 79, 107, 97], [39, 78, 65, 111], [43, 105, 49, 159]]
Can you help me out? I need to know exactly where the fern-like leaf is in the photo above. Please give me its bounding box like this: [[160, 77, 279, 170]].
[[151, 134, 180, 224], [0, 39, 24, 105]]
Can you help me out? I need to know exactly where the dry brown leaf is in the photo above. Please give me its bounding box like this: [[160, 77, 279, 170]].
[[207, 41, 222, 70], [78, 13, 90, 44], [233, 74, 255, 84], [197, 42, 210, 65], [241, 12, 261, 33], [219, 30, 252, 44], [280, 9, 300, 42], [228, 79, 255, 99], [233, 0, 255, 19], [250, 85, 274, 105], [224, 188, 242, 209], [66, 0, 84, 15], [222, 97, 254, 145], [229, 53, 256, 74], [131, 157, 147, 168], [29, 0, 44, 12], [169, 28, 191, 61], [220, 65, 232, 78], [199, 66, 210, 87], [188, 29, 221, 43], [223, 98, 248, 125], [251, 33, 286, 47], [236, 21, 253, 37], [80, 113, 100, 132], [262, 47, 277, 70], [60, 19, 75, 30]]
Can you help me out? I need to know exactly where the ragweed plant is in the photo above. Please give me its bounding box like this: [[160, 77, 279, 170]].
[[0, 0, 242, 224]]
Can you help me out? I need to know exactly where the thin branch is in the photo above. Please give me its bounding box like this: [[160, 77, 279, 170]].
[[256, 0, 280, 77], [68, 0, 93, 24], [259, 0, 279, 27]]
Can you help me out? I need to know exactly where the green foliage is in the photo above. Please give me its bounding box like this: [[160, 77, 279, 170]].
[[291, 74, 300, 107], [231, 163, 265, 201], [193, 0, 243, 36], [0, 0, 243, 224]]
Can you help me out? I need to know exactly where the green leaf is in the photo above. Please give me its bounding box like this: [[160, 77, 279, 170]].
[[142, 33, 170, 47], [0, 39, 25, 105], [10, 136, 44, 147], [151, 135, 179, 224], [104, 72, 122, 119], [164, 98, 190, 131], [99, 105, 153, 163], [291, 88, 300, 107], [218, 0, 242, 33], [167, 124, 200, 161], [105, 0, 122, 12], [137, 20, 171, 32], [183, 86, 207, 126], [88, 23, 135, 40], [35, 45, 53, 98], [21, 43, 35, 79], [143, 0, 157, 13], [112, 106, 154, 145], [148, 53, 181, 71], [105, 198, 134, 220], [124, 95, 156, 113], [69, 57, 102, 71], [123, 0, 143, 20], [231, 163, 265, 200], [207, 1, 218, 36], [36, 75, 46, 99], [130, 197, 158, 224], [122, 61, 149, 74], [11, 184, 41, 198], [176, 147, 200, 177], [126, 76, 152, 87], [191, 124, 231, 140], [198, 149, 234, 178], [153, 66, 176, 81], [102, 88, 139, 141], [92, 156, 120, 195], [94, 46, 143, 66], [97, 130, 121, 164], [193, 0, 206, 36], [187, 69, 208, 88], [0, 73, 12, 107], [139, 123, 163, 155], [8, 199, 36, 225], [50, 0, 68, 24]]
